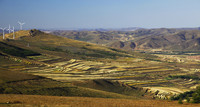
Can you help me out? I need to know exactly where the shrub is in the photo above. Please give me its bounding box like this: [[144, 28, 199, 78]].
[[178, 99, 183, 104], [167, 75, 199, 80], [192, 93, 200, 103], [172, 86, 200, 104], [186, 97, 190, 103]]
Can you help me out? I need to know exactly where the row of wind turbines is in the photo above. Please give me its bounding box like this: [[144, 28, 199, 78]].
[[1, 21, 25, 40]]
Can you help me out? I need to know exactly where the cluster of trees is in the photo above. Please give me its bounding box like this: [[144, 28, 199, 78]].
[[167, 75, 200, 80], [171, 86, 200, 103]]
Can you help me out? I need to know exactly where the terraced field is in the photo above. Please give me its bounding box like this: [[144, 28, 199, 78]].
[[17, 54, 200, 100], [1, 52, 197, 100]]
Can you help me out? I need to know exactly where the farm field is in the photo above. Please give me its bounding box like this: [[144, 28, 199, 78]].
[[3, 51, 200, 100], [22, 53, 200, 99]]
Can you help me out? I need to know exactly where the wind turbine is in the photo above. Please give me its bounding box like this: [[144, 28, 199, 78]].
[[7, 24, 11, 33], [1, 27, 7, 39], [18, 21, 25, 30], [11, 26, 15, 39]]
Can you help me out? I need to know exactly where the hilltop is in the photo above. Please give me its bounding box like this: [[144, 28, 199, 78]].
[[1, 29, 135, 60]]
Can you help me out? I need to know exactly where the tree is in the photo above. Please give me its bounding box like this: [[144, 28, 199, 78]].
[[178, 99, 183, 104], [192, 93, 200, 103]]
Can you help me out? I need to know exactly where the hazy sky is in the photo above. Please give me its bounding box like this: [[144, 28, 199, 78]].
[[1, 0, 200, 29]]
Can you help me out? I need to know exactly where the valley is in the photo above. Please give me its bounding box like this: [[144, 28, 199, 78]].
[[2, 0, 200, 106], [1, 29, 200, 106]]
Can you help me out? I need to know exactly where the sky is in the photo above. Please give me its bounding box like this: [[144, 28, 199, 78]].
[[0, 0, 200, 29]]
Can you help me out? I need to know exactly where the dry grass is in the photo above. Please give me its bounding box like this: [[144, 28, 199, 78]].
[[0, 94, 199, 107], [144, 87, 189, 94], [1, 30, 200, 103]]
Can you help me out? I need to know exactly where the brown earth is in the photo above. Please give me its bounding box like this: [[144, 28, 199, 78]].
[[0, 94, 200, 107]]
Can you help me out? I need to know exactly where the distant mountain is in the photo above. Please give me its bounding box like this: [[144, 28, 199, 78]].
[[175, 27, 200, 30], [133, 29, 200, 51], [115, 27, 143, 31], [51, 28, 200, 51], [40, 27, 143, 32], [94, 27, 143, 31], [109, 41, 136, 50]]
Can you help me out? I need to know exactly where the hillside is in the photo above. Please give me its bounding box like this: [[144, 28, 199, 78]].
[[51, 29, 200, 51], [1, 29, 200, 105], [0, 49, 142, 99], [51, 30, 135, 45], [2, 29, 133, 60], [72, 79, 145, 97], [0, 29, 152, 99], [134, 29, 200, 51]]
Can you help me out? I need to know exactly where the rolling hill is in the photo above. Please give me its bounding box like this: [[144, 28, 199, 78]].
[[0, 29, 151, 99], [51, 28, 200, 51], [133, 29, 200, 51], [1, 29, 135, 60]]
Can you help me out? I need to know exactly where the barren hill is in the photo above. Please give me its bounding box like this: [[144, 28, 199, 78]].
[[51, 29, 200, 51]]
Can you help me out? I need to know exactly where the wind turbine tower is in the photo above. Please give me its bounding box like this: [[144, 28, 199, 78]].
[[1, 27, 7, 39], [18, 21, 25, 30], [11, 26, 15, 39], [7, 24, 11, 33]]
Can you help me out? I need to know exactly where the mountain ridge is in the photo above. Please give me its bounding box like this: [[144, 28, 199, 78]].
[[51, 28, 200, 51]]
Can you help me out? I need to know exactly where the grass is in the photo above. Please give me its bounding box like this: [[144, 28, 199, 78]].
[[0, 42, 40, 58], [0, 68, 139, 98], [72, 79, 146, 98], [40, 46, 63, 52], [0, 68, 39, 83], [2, 30, 135, 60], [0, 94, 200, 107]]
